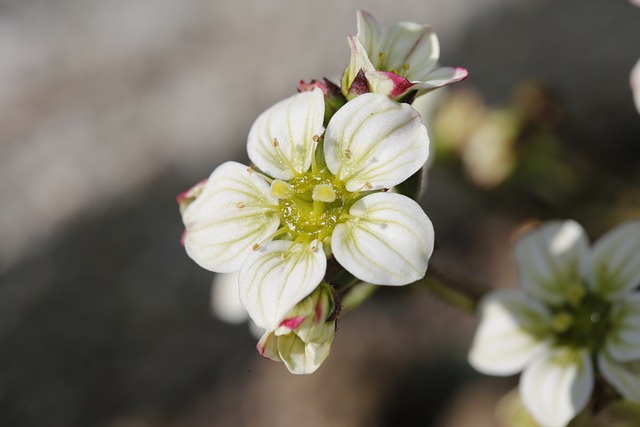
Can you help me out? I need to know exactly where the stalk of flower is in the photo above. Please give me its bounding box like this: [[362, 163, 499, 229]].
[[468, 219, 640, 427], [179, 87, 435, 372], [342, 10, 468, 102]]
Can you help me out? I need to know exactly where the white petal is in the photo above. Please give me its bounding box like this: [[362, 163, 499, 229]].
[[239, 240, 326, 330], [324, 93, 429, 191], [247, 89, 325, 180], [598, 350, 640, 402], [210, 272, 247, 324], [276, 334, 333, 375], [331, 193, 433, 286], [584, 219, 640, 300], [356, 10, 381, 59], [342, 36, 377, 95], [606, 293, 640, 361], [468, 290, 552, 376], [410, 66, 469, 91], [182, 161, 280, 272], [378, 22, 439, 79], [514, 220, 589, 305], [520, 348, 593, 427]]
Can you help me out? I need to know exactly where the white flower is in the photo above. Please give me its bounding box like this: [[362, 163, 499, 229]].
[[257, 283, 336, 374], [181, 88, 434, 332], [342, 10, 468, 100], [468, 219, 640, 427], [631, 58, 640, 115]]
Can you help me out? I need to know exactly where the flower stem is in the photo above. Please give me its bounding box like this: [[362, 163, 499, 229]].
[[411, 267, 483, 314]]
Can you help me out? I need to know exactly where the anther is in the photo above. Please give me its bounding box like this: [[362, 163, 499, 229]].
[[246, 166, 254, 174], [379, 52, 385, 62], [364, 182, 372, 189], [402, 63, 410, 71], [252, 243, 260, 251], [313, 134, 320, 143], [344, 149, 352, 160], [273, 137, 279, 147], [236, 202, 246, 209]]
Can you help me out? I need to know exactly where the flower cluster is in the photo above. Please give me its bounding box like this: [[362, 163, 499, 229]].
[[468, 220, 640, 427], [179, 11, 464, 374]]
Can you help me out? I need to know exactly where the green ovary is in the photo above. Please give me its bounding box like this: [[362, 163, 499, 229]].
[[550, 290, 612, 353], [274, 174, 347, 243]]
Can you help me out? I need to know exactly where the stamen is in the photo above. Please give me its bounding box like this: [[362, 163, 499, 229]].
[[344, 149, 352, 160], [312, 184, 337, 203], [552, 312, 573, 333], [273, 137, 299, 176], [236, 202, 246, 209], [271, 179, 295, 199], [402, 63, 410, 71], [252, 243, 260, 251]]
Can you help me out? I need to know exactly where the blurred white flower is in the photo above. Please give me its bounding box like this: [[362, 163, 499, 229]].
[[631, 58, 640, 115], [210, 272, 247, 324], [342, 10, 467, 100], [468, 219, 640, 427], [181, 88, 434, 333]]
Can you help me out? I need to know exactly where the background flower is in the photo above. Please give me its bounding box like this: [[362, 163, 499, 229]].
[[468, 220, 640, 427]]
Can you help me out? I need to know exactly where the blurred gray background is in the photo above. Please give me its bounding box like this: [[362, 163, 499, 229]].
[[1, 0, 639, 426]]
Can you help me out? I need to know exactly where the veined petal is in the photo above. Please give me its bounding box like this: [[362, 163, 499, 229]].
[[324, 93, 429, 191], [331, 193, 434, 286], [377, 22, 439, 79], [410, 66, 469, 92], [276, 333, 333, 375], [606, 293, 640, 361], [210, 272, 247, 324], [257, 330, 281, 362], [356, 10, 381, 58], [182, 161, 280, 272], [598, 350, 640, 402], [239, 240, 326, 330], [520, 348, 593, 427], [514, 220, 589, 305], [468, 290, 552, 376], [584, 219, 640, 300], [342, 36, 376, 97], [247, 89, 325, 180]]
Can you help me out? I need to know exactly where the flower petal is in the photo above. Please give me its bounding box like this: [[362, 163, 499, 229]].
[[584, 219, 640, 300], [410, 66, 469, 92], [514, 220, 589, 305], [606, 293, 640, 361], [468, 290, 552, 376], [276, 333, 333, 375], [331, 193, 433, 285], [520, 348, 593, 427], [324, 93, 429, 191], [182, 161, 280, 272], [355, 10, 381, 58], [210, 272, 247, 324], [598, 350, 640, 402], [377, 22, 439, 80], [247, 89, 325, 180], [239, 240, 326, 330], [342, 36, 376, 97]]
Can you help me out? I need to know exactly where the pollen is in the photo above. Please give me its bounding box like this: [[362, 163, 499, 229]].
[[344, 149, 352, 160], [273, 137, 280, 147], [236, 202, 246, 209], [252, 243, 260, 251]]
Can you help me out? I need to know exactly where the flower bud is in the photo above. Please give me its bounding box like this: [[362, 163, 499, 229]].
[[256, 283, 337, 375]]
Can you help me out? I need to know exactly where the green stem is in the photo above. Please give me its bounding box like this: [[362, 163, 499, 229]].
[[412, 267, 484, 314]]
